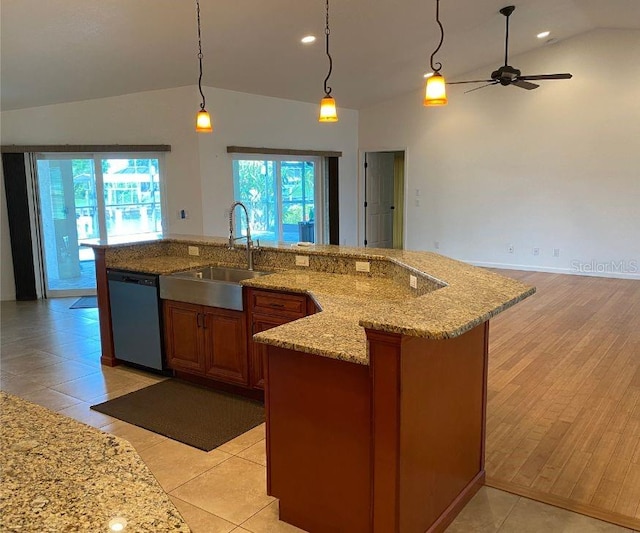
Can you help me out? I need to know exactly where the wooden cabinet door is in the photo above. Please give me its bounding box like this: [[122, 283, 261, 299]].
[[250, 314, 290, 390], [164, 300, 205, 374], [203, 307, 248, 385]]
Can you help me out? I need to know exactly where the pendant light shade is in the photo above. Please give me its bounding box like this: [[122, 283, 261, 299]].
[[424, 73, 447, 106], [195, 0, 213, 133], [196, 109, 213, 132], [319, 96, 338, 122], [424, 0, 448, 107], [319, 0, 338, 122]]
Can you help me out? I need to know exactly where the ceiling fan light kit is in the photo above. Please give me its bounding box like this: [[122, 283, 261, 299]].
[[448, 5, 573, 95], [424, 0, 448, 106]]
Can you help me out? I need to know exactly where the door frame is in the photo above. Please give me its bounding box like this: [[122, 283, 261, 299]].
[[358, 147, 408, 249]]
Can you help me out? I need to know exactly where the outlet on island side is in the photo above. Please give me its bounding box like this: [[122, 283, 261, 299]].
[[295, 255, 310, 267], [410, 275, 418, 289], [188, 246, 199, 256], [355, 261, 371, 273]]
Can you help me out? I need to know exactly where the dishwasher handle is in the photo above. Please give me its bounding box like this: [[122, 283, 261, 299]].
[[107, 270, 158, 287]]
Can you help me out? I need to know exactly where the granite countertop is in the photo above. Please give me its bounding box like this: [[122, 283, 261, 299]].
[[243, 252, 534, 364], [98, 237, 535, 366], [0, 392, 189, 532]]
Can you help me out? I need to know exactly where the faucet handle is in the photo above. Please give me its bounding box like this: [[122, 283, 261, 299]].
[[254, 239, 261, 250]]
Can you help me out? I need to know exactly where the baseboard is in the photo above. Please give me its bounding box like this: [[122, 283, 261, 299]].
[[426, 471, 485, 533], [469, 261, 640, 280], [486, 477, 640, 530]]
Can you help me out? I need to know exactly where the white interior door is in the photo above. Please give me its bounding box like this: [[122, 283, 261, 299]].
[[365, 152, 395, 248]]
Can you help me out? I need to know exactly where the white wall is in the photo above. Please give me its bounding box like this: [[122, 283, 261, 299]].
[[2, 86, 206, 237], [0, 86, 359, 298], [359, 29, 640, 279], [0, 165, 16, 300]]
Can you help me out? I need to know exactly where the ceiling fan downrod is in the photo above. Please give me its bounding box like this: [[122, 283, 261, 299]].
[[500, 5, 515, 67]]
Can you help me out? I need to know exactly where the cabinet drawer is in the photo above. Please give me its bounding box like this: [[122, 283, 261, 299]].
[[251, 290, 307, 318]]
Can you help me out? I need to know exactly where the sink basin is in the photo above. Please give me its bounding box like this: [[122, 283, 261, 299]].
[[159, 266, 272, 311], [172, 266, 270, 283]]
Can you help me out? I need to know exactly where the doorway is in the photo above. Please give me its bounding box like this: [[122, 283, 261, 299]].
[[362, 151, 405, 249]]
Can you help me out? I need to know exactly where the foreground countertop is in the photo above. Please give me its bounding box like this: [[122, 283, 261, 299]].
[[0, 392, 189, 532], [96, 237, 535, 365]]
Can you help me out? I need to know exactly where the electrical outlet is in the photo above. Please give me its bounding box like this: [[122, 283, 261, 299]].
[[295, 255, 309, 267], [434, 241, 440, 250], [553, 248, 560, 257], [409, 275, 418, 289], [508, 244, 514, 254], [188, 246, 199, 256], [533, 247, 540, 256], [355, 261, 371, 273], [415, 199, 421, 207]]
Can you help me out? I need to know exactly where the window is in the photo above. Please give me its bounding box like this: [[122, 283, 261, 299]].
[[232, 155, 322, 244]]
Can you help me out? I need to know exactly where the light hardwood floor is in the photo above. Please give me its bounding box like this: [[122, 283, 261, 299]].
[[486, 270, 640, 529]]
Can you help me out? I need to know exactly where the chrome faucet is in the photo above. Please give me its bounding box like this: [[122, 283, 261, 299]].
[[228, 201, 256, 270]]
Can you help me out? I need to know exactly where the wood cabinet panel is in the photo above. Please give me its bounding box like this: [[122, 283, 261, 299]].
[[203, 308, 248, 385], [247, 289, 313, 391], [164, 300, 205, 373], [250, 314, 290, 390], [164, 300, 246, 385]]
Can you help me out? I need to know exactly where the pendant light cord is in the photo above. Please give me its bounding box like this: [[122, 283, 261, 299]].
[[429, 0, 444, 73], [323, 0, 333, 97], [196, 0, 206, 110]]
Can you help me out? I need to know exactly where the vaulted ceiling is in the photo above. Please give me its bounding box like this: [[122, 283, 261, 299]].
[[1, 0, 639, 111]]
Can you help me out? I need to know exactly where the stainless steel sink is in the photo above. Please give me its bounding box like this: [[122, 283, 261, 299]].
[[159, 266, 272, 311]]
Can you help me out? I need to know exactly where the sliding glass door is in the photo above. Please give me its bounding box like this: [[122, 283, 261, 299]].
[[36, 154, 164, 296]]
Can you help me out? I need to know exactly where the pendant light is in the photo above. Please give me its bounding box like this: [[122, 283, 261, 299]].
[[319, 0, 338, 122], [424, 0, 448, 106], [195, 0, 212, 132]]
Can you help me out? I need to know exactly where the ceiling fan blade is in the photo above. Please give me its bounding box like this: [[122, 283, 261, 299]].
[[512, 80, 539, 90], [519, 73, 573, 81], [448, 80, 493, 85], [464, 82, 499, 94]]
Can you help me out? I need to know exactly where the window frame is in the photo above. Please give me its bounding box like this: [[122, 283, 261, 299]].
[[231, 153, 325, 244]]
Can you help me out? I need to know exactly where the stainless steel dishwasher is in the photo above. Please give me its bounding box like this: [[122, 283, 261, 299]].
[[107, 269, 164, 371]]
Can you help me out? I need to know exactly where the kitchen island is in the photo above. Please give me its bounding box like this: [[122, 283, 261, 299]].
[[91, 236, 535, 532]]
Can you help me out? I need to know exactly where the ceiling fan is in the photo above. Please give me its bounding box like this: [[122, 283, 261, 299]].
[[449, 5, 573, 93]]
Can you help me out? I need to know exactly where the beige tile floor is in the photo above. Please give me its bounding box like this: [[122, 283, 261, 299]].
[[1, 298, 637, 533]]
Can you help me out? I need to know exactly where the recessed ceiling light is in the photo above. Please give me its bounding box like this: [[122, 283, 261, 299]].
[[423, 72, 434, 78], [301, 35, 316, 44], [537, 31, 550, 39]]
